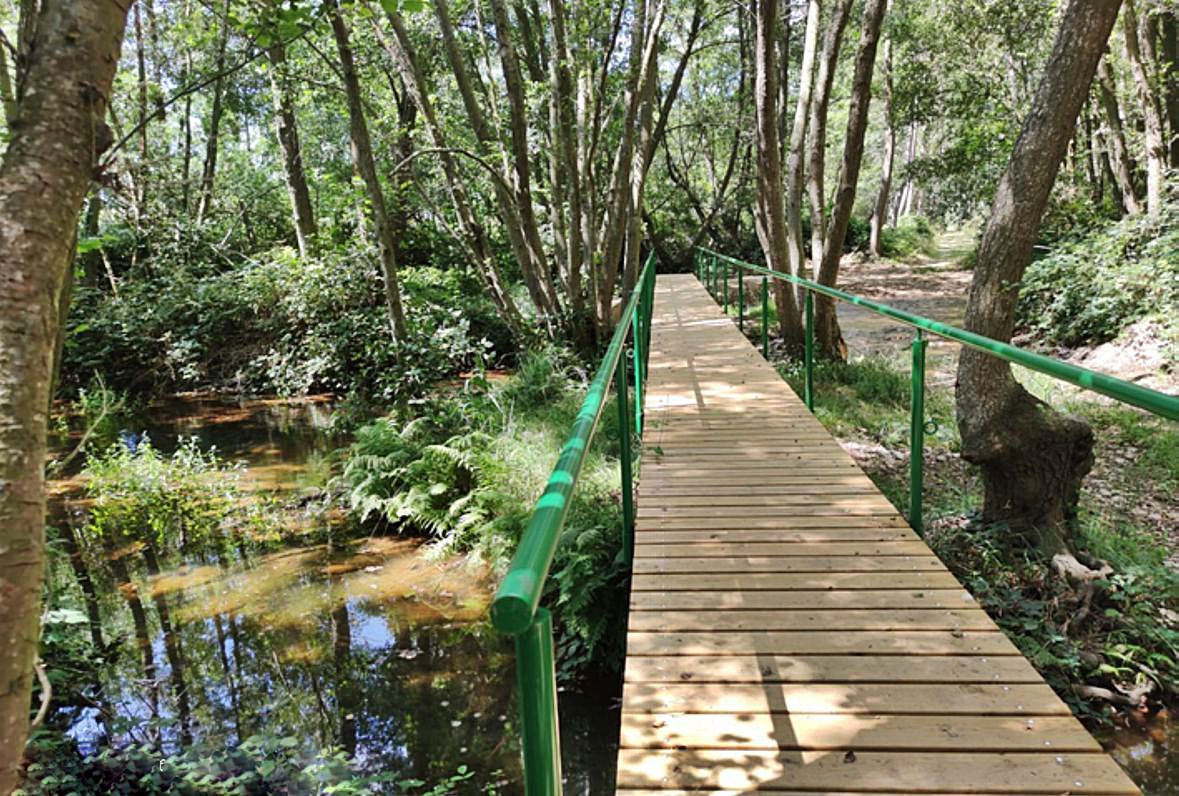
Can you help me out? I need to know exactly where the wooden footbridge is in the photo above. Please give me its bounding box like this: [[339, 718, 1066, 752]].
[[492, 254, 1175, 794]]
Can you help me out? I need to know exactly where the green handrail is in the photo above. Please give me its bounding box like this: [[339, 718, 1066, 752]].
[[697, 245, 1178, 535], [492, 253, 656, 795], [698, 246, 1179, 421]]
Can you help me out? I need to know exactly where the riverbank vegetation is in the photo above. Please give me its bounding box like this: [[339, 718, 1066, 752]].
[[2, 0, 1177, 792]]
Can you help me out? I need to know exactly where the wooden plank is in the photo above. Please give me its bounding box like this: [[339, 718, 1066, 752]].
[[631, 556, 948, 575], [630, 572, 965, 591], [632, 541, 931, 558], [615, 750, 1138, 793], [638, 484, 886, 496], [629, 588, 975, 611], [644, 494, 895, 507], [625, 630, 1020, 656], [637, 506, 900, 518], [622, 654, 1043, 684], [619, 713, 1103, 752], [635, 517, 911, 530], [620, 682, 1070, 715], [634, 529, 920, 544], [627, 608, 997, 632]]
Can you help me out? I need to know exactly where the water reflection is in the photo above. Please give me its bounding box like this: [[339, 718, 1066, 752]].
[[46, 395, 620, 792]]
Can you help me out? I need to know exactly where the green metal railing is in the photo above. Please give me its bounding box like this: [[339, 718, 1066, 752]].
[[491, 254, 656, 795], [693, 246, 1179, 535]]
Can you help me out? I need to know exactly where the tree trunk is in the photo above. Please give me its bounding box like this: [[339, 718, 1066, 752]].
[[805, 0, 855, 279], [329, 1, 407, 342], [1096, 58, 1142, 215], [0, 3, 129, 788], [956, 0, 1122, 553], [753, 0, 804, 350], [1162, 9, 1179, 168], [813, 0, 888, 359], [785, 0, 821, 291], [267, 42, 318, 257], [1123, 0, 1166, 216], [869, 33, 895, 258], [133, 2, 148, 217], [195, 0, 231, 224]]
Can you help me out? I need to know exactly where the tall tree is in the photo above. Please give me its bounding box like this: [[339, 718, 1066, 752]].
[[328, 0, 407, 342], [813, 0, 889, 358], [752, 0, 804, 349], [0, 3, 131, 789], [784, 0, 821, 292], [956, 0, 1123, 556], [1096, 57, 1143, 215], [195, 0, 232, 224], [804, 0, 854, 275], [267, 41, 318, 257], [1123, 0, 1166, 215], [869, 27, 895, 257]]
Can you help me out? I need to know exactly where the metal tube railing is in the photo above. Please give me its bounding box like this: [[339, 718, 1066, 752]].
[[492, 253, 656, 795], [696, 245, 1179, 535]]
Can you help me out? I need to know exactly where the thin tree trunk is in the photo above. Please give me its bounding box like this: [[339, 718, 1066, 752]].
[[753, 0, 804, 351], [196, 0, 232, 224], [813, 0, 889, 359], [956, 0, 1122, 553], [869, 33, 895, 258], [267, 42, 318, 256], [61, 523, 104, 652], [805, 0, 855, 279], [133, 2, 148, 217], [0, 4, 129, 788], [1163, 9, 1179, 168], [329, 1, 407, 342], [1123, 0, 1166, 215], [785, 0, 821, 289], [1096, 58, 1142, 215], [142, 546, 193, 745]]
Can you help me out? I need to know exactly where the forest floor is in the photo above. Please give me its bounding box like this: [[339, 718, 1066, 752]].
[[821, 228, 1178, 567]]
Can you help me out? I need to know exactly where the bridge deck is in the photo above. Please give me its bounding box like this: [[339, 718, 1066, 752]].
[[616, 274, 1137, 794]]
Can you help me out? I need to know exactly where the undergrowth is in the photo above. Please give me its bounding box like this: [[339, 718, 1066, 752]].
[[339, 347, 629, 676]]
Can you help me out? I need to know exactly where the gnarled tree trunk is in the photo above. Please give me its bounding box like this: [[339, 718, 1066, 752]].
[[0, 7, 130, 788], [956, 0, 1123, 554]]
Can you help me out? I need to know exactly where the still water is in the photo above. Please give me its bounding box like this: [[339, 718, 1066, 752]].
[[48, 395, 619, 794]]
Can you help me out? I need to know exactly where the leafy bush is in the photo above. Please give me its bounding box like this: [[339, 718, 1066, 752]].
[[18, 732, 465, 795], [340, 351, 630, 674], [1016, 199, 1179, 349], [63, 237, 515, 402], [880, 215, 937, 259], [82, 438, 282, 556]]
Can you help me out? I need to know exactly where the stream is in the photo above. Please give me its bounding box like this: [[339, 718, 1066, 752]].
[[45, 395, 619, 794]]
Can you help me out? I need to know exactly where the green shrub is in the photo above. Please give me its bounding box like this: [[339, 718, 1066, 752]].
[[82, 438, 283, 556], [1016, 199, 1179, 348], [880, 215, 937, 259], [17, 732, 417, 795]]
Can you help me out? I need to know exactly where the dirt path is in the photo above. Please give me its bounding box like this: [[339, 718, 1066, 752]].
[[829, 229, 1177, 565], [836, 227, 974, 385]]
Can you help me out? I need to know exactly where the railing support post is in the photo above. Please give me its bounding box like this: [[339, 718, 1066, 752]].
[[909, 329, 928, 536], [515, 608, 562, 796], [804, 291, 815, 411], [761, 275, 769, 359], [722, 259, 729, 313], [631, 319, 643, 435], [738, 267, 744, 331], [615, 356, 634, 564]]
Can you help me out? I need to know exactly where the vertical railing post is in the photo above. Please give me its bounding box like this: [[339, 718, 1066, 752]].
[[722, 259, 729, 313], [615, 355, 634, 563], [804, 291, 815, 411], [761, 275, 769, 359], [909, 329, 928, 535], [737, 266, 744, 331], [631, 318, 643, 435], [515, 608, 562, 796]]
